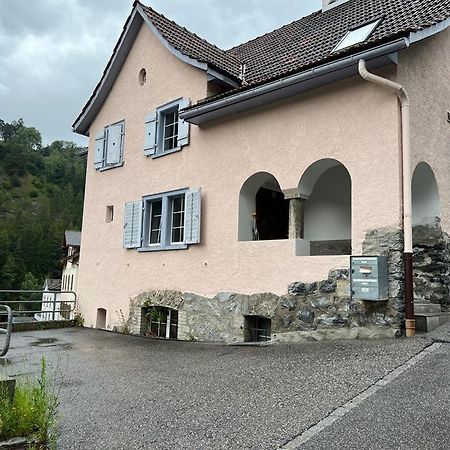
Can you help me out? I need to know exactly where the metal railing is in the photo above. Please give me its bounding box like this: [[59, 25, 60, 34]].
[[0, 290, 77, 327], [0, 305, 12, 357]]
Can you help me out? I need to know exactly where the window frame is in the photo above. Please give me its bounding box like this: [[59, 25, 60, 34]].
[[95, 120, 125, 171], [332, 18, 382, 53], [140, 188, 189, 252], [150, 98, 189, 159]]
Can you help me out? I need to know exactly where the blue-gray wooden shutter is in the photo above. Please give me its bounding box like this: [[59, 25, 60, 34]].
[[94, 131, 105, 169], [106, 122, 124, 165], [184, 188, 201, 244], [123, 201, 143, 249], [177, 98, 190, 148], [144, 112, 157, 156]]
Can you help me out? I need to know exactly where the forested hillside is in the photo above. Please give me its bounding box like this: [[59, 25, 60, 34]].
[[0, 119, 86, 291]]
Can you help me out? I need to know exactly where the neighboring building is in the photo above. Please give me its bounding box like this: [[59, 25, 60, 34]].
[[35, 231, 80, 322], [72, 0, 450, 341], [35, 278, 62, 321]]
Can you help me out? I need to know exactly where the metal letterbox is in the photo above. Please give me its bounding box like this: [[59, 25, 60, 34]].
[[351, 256, 388, 301]]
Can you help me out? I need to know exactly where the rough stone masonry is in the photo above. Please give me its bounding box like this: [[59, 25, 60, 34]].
[[126, 222, 449, 343]]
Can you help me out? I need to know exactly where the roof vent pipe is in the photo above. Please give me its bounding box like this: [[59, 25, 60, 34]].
[[322, 0, 350, 11]]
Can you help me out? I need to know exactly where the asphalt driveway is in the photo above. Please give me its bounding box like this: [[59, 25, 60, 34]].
[[0, 327, 445, 449]]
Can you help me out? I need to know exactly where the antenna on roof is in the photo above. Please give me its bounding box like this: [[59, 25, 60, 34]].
[[239, 63, 247, 85]]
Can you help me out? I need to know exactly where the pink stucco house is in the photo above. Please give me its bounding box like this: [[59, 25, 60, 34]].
[[73, 0, 450, 342]]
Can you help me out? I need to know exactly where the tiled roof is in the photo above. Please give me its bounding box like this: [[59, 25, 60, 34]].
[[44, 279, 62, 291], [142, 0, 450, 90], [65, 230, 81, 247], [139, 3, 241, 79], [226, 0, 450, 85]]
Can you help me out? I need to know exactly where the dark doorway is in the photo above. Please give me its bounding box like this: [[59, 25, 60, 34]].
[[255, 188, 288, 240], [244, 316, 272, 342]]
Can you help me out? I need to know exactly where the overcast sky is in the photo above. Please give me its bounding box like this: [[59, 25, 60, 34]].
[[0, 0, 322, 146]]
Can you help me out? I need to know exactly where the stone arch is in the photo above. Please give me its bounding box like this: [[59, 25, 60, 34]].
[[297, 159, 352, 255], [412, 162, 440, 225], [238, 172, 288, 241]]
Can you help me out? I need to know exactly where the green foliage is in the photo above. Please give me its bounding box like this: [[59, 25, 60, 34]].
[[143, 302, 168, 322], [0, 357, 58, 445], [20, 273, 42, 311], [0, 118, 86, 291]]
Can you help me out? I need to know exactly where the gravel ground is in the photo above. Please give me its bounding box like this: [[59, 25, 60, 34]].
[[300, 343, 450, 450], [0, 328, 433, 449]]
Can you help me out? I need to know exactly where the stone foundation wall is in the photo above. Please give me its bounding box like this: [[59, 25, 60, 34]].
[[128, 266, 400, 343], [413, 221, 450, 307], [124, 224, 450, 343]]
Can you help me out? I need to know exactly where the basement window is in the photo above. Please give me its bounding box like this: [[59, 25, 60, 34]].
[[333, 19, 381, 52], [144, 306, 178, 339], [244, 316, 271, 342]]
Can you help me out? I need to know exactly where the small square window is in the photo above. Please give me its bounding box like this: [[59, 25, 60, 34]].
[[106, 205, 114, 223], [333, 19, 381, 53]]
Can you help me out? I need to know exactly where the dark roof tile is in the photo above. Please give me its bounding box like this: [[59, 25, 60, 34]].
[[140, 3, 241, 79]]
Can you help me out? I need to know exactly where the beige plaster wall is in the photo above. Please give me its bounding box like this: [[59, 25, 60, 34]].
[[78, 22, 403, 328], [397, 27, 450, 231]]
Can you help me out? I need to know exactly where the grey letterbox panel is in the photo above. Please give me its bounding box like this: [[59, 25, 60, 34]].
[[351, 256, 388, 301]]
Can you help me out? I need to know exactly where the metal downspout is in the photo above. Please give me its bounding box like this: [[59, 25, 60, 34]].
[[358, 59, 415, 337]]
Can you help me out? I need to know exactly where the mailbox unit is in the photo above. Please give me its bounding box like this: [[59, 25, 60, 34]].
[[351, 256, 389, 301]]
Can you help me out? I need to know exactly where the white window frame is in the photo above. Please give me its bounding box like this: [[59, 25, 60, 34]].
[[333, 19, 382, 53], [140, 188, 188, 251], [95, 120, 125, 171]]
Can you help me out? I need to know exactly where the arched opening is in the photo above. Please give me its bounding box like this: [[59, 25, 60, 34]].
[[238, 172, 288, 241], [96, 308, 107, 329], [142, 306, 178, 339], [411, 162, 446, 306], [297, 159, 352, 255], [412, 162, 440, 225]]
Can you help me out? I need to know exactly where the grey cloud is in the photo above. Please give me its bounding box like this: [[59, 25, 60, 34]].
[[0, 0, 321, 146]]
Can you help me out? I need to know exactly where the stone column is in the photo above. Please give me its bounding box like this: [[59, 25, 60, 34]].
[[283, 188, 305, 239]]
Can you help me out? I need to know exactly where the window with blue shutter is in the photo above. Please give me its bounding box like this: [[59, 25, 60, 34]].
[[144, 112, 157, 156], [145, 98, 191, 158], [94, 120, 125, 170], [123, 201, 143, 249], [125, 188, 201, 252], [94, 131, 105, 169], [185, 188, 201, 244]]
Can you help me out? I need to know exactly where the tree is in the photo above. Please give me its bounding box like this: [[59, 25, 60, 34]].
[[20, 272, 42, 311], [0, 118, 24, 142]]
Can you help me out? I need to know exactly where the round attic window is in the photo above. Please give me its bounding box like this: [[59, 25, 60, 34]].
[[138, 68, 147, 86]]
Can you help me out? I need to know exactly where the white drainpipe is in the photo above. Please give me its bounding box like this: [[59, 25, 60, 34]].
[[358, 59, 415, 337]]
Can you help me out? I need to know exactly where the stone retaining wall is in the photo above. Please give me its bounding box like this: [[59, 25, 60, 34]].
[[125, 224, 450, 343], [413, 221, 450, 307]]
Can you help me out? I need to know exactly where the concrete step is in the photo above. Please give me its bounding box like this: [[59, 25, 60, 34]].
[[415, 312, 450, 333], [414, 303, 442, 314]]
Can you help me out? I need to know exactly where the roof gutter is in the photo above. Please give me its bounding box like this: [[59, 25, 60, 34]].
[[180, 38, 409, 125]]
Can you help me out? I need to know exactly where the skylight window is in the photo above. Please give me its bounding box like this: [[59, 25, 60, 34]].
[[333, 19, 381, 52]]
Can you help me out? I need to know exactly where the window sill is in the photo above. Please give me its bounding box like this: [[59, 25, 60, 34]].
[[138, 243, 188, 252], [150, 147, 182, 159], [97, 162, 124, 172]]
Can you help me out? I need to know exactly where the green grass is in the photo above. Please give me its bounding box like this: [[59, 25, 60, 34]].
[[0, 358, 58, 446]]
